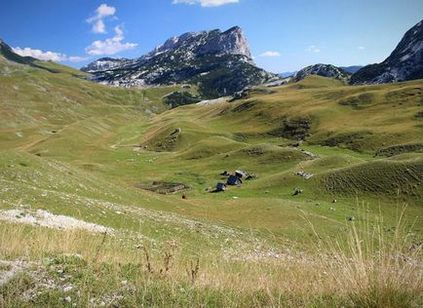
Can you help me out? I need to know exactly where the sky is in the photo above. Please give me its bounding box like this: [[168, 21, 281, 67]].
[[1, 0, 422, 72]]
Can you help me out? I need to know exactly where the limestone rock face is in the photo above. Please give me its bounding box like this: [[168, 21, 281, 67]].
[[351, 20, 423, 84], [81, 27, 278, 98]]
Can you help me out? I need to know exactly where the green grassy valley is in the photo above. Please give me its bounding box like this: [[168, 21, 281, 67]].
[[1, 53, 423, 306]]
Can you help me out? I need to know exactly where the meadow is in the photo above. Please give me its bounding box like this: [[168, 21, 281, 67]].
[[0, 56, 422, 306]]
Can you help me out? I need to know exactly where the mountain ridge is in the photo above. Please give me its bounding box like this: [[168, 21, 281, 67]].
[[81, 26, 278, 98], [293, 64, 350, 82], [351, 19, 423, 84]]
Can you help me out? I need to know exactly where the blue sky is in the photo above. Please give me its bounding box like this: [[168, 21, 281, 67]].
[[1, 0, 422, 72]]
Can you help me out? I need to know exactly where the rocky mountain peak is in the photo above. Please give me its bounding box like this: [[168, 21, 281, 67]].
[[0, 38, 11, 52], [351, 19, 423, 84], [147, 26, 252, 60], [206, 26, 252, 59], [81, 26, 276, 97], [294, 64, 350, 82], [82, 57, 131, 73]]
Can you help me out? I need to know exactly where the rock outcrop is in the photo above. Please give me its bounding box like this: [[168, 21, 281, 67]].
[[351, 20, 423, 84], [293, 64, 350, 82], [81, 27, 278, 98]]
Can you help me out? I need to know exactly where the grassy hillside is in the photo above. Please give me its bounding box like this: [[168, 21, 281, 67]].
[[0, 56, 422, 306]]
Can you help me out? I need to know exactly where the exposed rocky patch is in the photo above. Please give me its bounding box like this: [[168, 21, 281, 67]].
[[81, 27, 278, 98], [293, 64, 350, 82], [0, 260, 32, 287], [0, 209, 114, 234]]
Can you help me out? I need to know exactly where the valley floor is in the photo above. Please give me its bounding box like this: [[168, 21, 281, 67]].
[[1, 61, 422, 306]]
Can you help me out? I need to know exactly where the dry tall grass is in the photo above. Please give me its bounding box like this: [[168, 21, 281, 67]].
[[0, 207, 422, 307]]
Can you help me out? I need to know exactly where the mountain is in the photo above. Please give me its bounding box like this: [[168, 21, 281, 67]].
[[340, 66, 363, 74], [351, 20, 423, 84], [279, 71, 297, 78], [81, 26, 278, 98], [0, 38, 88, 77], [293, 64, 350, 82], [0, 38, 34, 64], [81, 57, 131, 72]]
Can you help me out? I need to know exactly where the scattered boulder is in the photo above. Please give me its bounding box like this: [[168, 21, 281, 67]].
[[229, 88, 252, 101], [295, 170, 314, 180], [300, 149, 318, 159], [171, 128, 182, 135], [245, 173, 256, 180], [292, 188, 303, 196]]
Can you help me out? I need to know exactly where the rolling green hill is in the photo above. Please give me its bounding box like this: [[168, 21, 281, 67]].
[[1, 51, 422, 306]]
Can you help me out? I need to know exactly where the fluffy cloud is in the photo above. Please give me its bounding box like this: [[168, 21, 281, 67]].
[[12, 47, 67, 62], [307, 45, 321, 53], [87, 4, 116, 34], [12, 47, 88, 63], [85, 25, 137, 56], [259, 51, 281, 57], [172, 0, 239, 7], [358, 46, 365, 50]]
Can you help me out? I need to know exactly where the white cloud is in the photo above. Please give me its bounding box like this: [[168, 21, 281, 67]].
[[12, 47, 67, 62], [92, 20, 106, 34], [12, 47, 88, 63], [87, 4, 116, 34], [172, 0, 239, 7], [96, 3, 116, 17], [306, 45, 321, 53], [259, 51, 281, 57], [358, 46, 365, 50], [85, 25, 137, 56]]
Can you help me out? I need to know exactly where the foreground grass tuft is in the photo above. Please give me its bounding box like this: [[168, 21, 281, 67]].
[[1, 207, 422, 307]]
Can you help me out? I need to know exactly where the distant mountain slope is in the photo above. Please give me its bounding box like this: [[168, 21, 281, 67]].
[[279, 71, 297, 78], [351, 19, 423, 84], [82, 57, 131, 72], [340, 66, 363, 74], [0, 38, 88, 77], [81, 27, 278, 98], [0, 38, 35, 65], [293, 64, 350, 82]]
